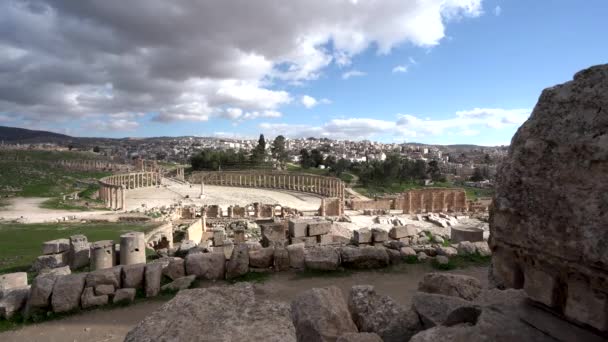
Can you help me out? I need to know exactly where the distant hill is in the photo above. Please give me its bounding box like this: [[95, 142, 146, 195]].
[[0, 126, 72, 143]]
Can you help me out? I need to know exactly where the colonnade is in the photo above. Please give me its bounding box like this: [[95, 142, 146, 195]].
[[402, 188, 468, 214], [98, 171, 162, 210], [191, 171, 345, 202], [54, 159, 130, 172]]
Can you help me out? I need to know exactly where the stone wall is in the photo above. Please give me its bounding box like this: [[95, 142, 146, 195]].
[[489, 64, 608, 332], [348, 199, 393, 211]]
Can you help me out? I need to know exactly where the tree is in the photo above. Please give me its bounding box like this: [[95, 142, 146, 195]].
[[470, 167, 484, 182], [427, 160, 445, 182], [311, 149, 324, 168], [300, 149, 313, 168], [250, 134, 267, 164], [93, 146, 100, 153], [271, 135, 288, 167], [484, 154, 492, 164], [333, 158, 351, 176]]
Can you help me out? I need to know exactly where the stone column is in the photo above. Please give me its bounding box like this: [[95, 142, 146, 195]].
[[119, 232, 146, 265], [90, 240, 115, 270], [109, 187, 114, 209], [121, 186, 126, 211]]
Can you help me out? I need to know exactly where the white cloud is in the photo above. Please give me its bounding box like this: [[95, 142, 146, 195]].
[[88, 119, 139, 132], [342, 70, 367, 80], [392, 65, 409, 73], [301, 95, 331, 108], [259, 107, 531, 141], [494, 5, 502, 16], [0, 0, 483, 128]]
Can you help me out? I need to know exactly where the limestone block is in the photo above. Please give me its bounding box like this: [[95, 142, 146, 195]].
[[85, 266, 121, 288], [51, 273, 86, 313], [307, 222, 331, 236], [81, 287, 108, 309], [249, 247, 274, 269], [288, 219, 309, 238], [389, 225, 417, 239], [383, 240, 406, 250], [113, 288, 136, 304], [436, 246, 458, 257], [161, 275, 196, 292], [122, 263, 145, 289], [340, 246, 389, 269], [95, 284, 115, 296], [418, 273, 482, 301], [0, 272, 27, 294], [287, 243, 305, 269], [451, 227, 484, 243], [145, 263, 163, 297], [185, 252, 226, 280], [69, 234, 90, 270], [353, 228, 372, 245], [273, 246, 290, 271], [291, 236, 317, 247], [472, 241, 491, 256], [212, 229, 226, 246], [337, 333, 383, 342], [31, 251, 68, 272], [371, 228, 389, 242], [42, 239, 70, 255], [349, 285, 422, 341], [456, 241, 476, 255], [564, 278, 608, 331], [226, 243, 249, 279], [28, 270, 69, 309], [304, 246, 340, 271], [523, 266, 556, 307], [261, 223, 288, 247], [317, 234, 333, 245], [0, 287, 30, 319], [417, 252, 429, 262], [400, 247, 417, 257], [291, 286, 358, 341], [412, 292, 470, 329], [163, 258, 185, 281]]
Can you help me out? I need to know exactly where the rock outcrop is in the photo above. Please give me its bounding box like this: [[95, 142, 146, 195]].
[[490, 64, 608, 332], [125, 283, 295, 342]]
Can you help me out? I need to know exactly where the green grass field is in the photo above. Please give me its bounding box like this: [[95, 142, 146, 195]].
[[286, 163, 330, 176], [0, 222, 161, 275]]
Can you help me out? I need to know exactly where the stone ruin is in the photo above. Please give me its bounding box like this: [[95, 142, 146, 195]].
[[490, 64, 608, 333]]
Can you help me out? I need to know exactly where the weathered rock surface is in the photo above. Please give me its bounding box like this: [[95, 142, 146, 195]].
[[489, 64, 608, 331], [0, 272, 27, 294], [418, 273, 482, 301], [31, 251, 68, 272], [412, 292, 471, 328], [308, 221, 331, 236], [287, 243, 305, 269], [349, 285, 421, 342], [85, 266, 121, 288], [340, 246, 389, 269], [113, 288, 136, 304], [81, 287, 108, 309], [145, 263, 162, 297], [122, 263, 145, 289], [0, 287, 30, 319], [337, 332, 383, 342], [125, 283, 296, 342], [249, 247, 274, 269], [51, 273, 86, 313], [162, 257, 185, 281], [226, 243, 249, 279], [186, 252, 226, 280], [161, 275, 196, 292], [291, 286, 357, 341], [274, 246, 290, 271], [69, 234, 90, 270], [304, 246, 341, 271], [353, 228, 372, 245], [42, 239, 70, 255]]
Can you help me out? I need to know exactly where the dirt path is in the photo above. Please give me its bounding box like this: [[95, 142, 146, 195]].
[[0, 197, 112, 223], [0, 264, 488, 342]]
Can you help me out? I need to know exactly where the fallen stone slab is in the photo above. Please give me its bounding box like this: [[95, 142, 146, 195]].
[[370, 227, 389, 242], [0, 287, 30, 319], [85, 266, 121, 288], [304, 246, 341, 271], [418, 273, 482, 301], [249, 247, 274, 269], [226, 243, 249, 279], [287, 243, 305, 269], [125, 283, 295, 342], [161, 275, 196, 292], [307, 221, 331, 236], [400, 246, 417, 257], [389, 225, 417, 239], [0, 272, 27, 294], [288, 219, 309, 238], [349, 285, 421, 342], [274, 246, 290, 271], [95, 284, 115, 296], [185, 252, 226, 280], [353, 228, 372, 245], [113, 288, 136, 304], [42, 239, 70, 255], [145, 263, 163, 297], [412, 292, 471, 328], [51, 273, 86, 313], [122, 263, 145, 289], [81, 287, 108, 309], [291, 286, 357, 341], [31, 251, 68, 272], [340, 246, 389, 269], [69, 234, 90, 270]]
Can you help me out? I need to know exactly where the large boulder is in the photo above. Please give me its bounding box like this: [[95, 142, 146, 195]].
[[69, 234, 90, 270], [81, 287, 108, 309], [145, 263, 163, 297], [274, 246, 290, 271], [162, 257, 185, 281], [489, 64, 608, 331], [0, 287, 30, 319], [304, 246, 341, 271], [125, 283, 296, 342], [42, 239, 70, 255], [226, 243, 249, 279], [340, 246, 389, 269], [287, 243, 305, 269], [161, 275, 196, 292], [0, 272, 27, 294], [51, 273, 86, 313], [85, 266, 121, 288], [121, 263, 145, 289], [418, 273, 482, 301], [412, 292, 471, 328], [27, 267, 71, 309], [337, 333, 383, 342], [31, 251, 68, 272], [291, 286, 358, 341], [349, 285, 421, 341], [185, 252, 226, 280]]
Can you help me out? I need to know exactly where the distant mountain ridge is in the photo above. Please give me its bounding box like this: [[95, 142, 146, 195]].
[[0, 126, 72, 143]]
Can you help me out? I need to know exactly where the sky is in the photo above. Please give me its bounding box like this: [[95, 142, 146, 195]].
[[0, 0, 606, 146]]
